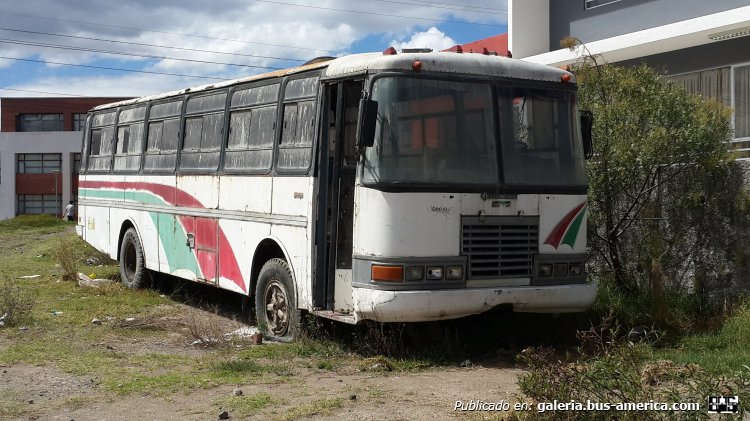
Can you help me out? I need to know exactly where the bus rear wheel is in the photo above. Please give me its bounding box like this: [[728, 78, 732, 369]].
[[119, 227, 147, 289], [255, 258, 299, 340]]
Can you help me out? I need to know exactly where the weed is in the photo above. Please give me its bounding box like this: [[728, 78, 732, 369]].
[[277, 397, 343, 421], [0, 279, 34, 328], [53, 235, 80, 281], [184, 306, 241, 347], [215, 392, 279, 417]]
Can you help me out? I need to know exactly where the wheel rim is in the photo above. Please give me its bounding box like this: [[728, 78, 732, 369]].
[[123, 241, 136, 282], [263, 279, 289, 336]]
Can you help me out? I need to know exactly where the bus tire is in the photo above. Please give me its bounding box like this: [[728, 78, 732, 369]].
[[119, 227, 147, 289], [255, 258, 299, 340]]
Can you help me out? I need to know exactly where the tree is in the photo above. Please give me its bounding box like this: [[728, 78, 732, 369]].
[[574, 59, 747, 313]]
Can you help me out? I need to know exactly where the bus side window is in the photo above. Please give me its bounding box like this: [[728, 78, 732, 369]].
[[225, 83, 279, 172], [180, 91, 227, 172], [143, 99, 183, 173], [276, 76, 319, 172], [113, 106, 146, 173], [86, 110, 116, 172]]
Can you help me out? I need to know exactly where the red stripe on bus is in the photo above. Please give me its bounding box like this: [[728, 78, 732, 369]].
[[80, 180, 247, 292], [543, 201, 586, 249]]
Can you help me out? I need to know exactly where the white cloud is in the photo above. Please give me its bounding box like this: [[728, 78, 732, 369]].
[[391, 27, 457, 52], [0, 1, 508, 97]]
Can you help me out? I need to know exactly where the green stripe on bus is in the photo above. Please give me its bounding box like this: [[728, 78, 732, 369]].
[[79, 188, 200, 277], [561, 207, 586, 248]]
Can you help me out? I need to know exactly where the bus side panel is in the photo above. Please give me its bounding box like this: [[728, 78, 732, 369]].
[[270, 225, 311, 310], [270, 176, 314, 310], [219, 219, 271, 295], [219, 176, 272, 213], [81, 174, 113, 258]]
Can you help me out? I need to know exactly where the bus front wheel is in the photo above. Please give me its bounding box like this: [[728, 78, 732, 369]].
[[255, 258, 299, 340], [119, 227, 147, 289]]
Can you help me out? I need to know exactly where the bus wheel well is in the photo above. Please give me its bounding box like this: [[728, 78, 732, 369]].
[[117, 220, 136, 259], [250, 240, 287, 297]]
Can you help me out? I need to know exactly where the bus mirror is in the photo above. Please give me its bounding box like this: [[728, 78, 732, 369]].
[[357, 98, 379, 149], [580, 110, 593, 159]]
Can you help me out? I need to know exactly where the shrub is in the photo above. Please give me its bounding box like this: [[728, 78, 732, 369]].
[[0, 279, 34, 328], [516, 320, 750, 420]]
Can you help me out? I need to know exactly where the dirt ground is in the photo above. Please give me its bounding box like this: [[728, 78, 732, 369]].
[[1, 361, 522, 420], [0, 306, 524, 421]]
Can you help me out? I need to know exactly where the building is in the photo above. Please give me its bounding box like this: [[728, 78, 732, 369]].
[[508, 0, 750, 156], [0, 97, 130, 220]]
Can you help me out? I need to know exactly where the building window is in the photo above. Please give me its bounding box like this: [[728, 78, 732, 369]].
[[17, 153, 62, 174], [73, 113, 87, 131], [72, 153, 81, 174], [585, 0, 623, 9], [17, 194, 61, 215], [735, 65, 750, 139], [18, 114, 64, 132], [668, 67, 731, 107]]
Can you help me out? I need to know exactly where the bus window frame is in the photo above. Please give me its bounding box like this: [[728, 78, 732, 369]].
[[178, 89, 229, 174], [222, 79, 282, 176], [113, 104, 148, 175], [142, 96, 186, 175], [85, 109, 117, 174], [274, 73, 322, 176]]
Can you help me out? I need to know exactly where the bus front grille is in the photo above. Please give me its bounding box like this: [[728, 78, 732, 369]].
[[461, 216, 539, 280]]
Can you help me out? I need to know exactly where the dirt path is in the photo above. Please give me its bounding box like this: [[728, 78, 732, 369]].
[[1, 362, 522, 420]]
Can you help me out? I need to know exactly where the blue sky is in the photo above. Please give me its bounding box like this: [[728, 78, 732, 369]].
[[0, 1, 507, 98]]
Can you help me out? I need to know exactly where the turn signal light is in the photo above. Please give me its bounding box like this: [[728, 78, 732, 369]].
[[372, 265, 403, 282]]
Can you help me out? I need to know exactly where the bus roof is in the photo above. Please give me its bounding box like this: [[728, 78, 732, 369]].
[[92, 51, 574, 111]]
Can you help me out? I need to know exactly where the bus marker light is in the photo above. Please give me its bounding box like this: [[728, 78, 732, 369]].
[[569, 262, 583, 276], [412, 60, 422, 71], [372, 265, 403, 282], [426, 266, 443, 280], [405, 266, 424, 281], [553, 263, 569, 277], [561, 73, 571, 82], [383, 47, 397, 55], [445, 265, 463, 280]]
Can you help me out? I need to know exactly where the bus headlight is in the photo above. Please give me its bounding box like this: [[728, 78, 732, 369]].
[[538, 263, 553, 277], [445, 265, 463, 280], [426, 266, 443, 280], [569, 263, 583, 276]]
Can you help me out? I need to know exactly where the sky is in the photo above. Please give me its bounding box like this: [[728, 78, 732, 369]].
[[0, 0, 507, 98]]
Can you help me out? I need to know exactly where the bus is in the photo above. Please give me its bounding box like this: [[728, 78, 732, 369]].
[[77, 48, 596, 339]]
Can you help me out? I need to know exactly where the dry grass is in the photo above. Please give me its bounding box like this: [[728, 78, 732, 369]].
[[52, 236, 79, 282], [0, 279, 34, 328], [184, 306, 242, 347]]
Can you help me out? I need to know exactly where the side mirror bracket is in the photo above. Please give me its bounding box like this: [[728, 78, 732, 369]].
[[580, 110, 593, 159], [356, 98, 378, 150]]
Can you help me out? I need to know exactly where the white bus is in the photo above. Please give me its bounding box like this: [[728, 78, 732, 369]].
[[77, 48, 596, 339]]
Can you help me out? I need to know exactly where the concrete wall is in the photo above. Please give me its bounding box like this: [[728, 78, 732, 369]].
[[549, 0, 750, 49], [0, 132, 82, 220]]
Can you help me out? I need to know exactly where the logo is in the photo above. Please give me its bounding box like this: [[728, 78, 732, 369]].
[[543, 202, 587, 249], [708, 396, 739, 414]]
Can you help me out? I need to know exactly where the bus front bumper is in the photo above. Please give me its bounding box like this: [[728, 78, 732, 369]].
[[352, 283, 597, 323]]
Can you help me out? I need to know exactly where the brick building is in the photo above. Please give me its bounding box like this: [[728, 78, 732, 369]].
[[0, 97, 130, 220]]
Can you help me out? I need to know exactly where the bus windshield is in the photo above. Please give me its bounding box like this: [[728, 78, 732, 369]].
[[362, 76, 588, 189]]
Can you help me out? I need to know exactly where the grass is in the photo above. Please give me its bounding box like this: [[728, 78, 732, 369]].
[[214, 392, 280, 418], [277, 397, 343, 421], [656, 303, 750, 374]]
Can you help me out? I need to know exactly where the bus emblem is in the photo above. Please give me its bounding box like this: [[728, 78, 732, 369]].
[[543, 202, 587, 249]]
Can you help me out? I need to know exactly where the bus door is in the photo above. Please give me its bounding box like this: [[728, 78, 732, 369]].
[[315, 80, 362, 313]]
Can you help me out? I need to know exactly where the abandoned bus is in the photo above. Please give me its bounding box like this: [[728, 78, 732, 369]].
[[77, 48, 595, 339]]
